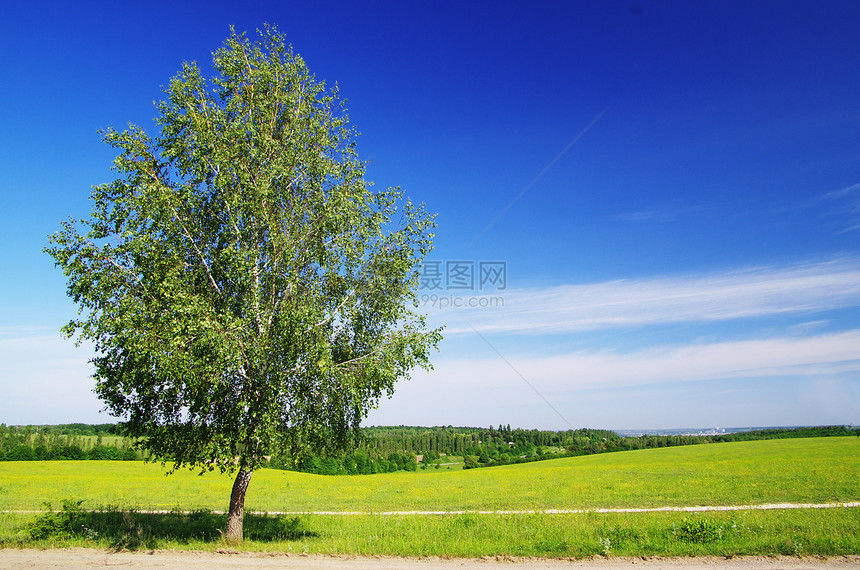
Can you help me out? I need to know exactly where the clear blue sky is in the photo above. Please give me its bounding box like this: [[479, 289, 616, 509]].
[[1, 1, 858, 430]]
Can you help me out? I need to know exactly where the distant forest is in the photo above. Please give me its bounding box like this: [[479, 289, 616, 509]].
[[0, 423, 138, 461], [0, 422, 855, 474]]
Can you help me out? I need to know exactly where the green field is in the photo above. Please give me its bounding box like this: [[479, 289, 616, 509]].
[[1, 437, 858, 557], [2, 437, 857, 512]]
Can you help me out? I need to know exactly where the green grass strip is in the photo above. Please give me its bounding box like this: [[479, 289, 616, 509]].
[[2, 508, 858, 557]]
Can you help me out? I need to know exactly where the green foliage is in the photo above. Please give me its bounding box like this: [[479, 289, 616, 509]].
[[22, 503, 221, 549], [422, 449, 440, 462], [52, 445, 88, 460], [672, 516, 726, 543], [87, 445, 120, 460], [0, 425, 140, 462], [362, 425, 860, 471], [710, 425, 858, 442], [7, 446, 34, 461], [45, 26, 439, 479], [362, 425, 617, 469], [26, 500, 85, 540]]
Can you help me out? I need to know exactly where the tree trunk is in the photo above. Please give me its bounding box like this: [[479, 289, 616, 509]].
[[224, 468, 253, 543]]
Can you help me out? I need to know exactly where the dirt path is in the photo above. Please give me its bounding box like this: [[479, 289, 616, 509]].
[[0, 549, 858, 569], [262, 502, 860, 515], [4, 501, 859, 516]]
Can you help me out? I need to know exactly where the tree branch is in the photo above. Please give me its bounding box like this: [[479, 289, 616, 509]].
[[144, 165, 222, 295]]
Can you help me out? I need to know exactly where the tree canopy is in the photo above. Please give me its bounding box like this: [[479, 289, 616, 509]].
[[46, 26, 440, 540]]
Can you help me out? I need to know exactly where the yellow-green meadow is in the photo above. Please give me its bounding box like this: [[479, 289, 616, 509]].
[[2, 437, 857, 512], [1, 437, 857, 557]]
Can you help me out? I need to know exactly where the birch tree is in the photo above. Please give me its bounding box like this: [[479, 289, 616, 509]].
[[46, 26, 440, 541]]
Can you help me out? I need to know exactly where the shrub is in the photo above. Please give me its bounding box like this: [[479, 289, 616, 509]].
[[26, 500, 85, 540], [53, 444, 86, 460], [8, 445, 34, 461], [672, 517, 725, 544], [87, 445, 119, 460], [33, 445, 50, 460]]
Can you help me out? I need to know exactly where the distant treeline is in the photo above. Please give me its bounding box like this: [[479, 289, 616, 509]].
[[363, 425, 623, 469], [710, 425, 856, 442], [1, 423, 855, 470], [268, 449, 418, 475], [266, 425, 622, 474], [0, 424, 140, 461], [360, 424, 858, 470]]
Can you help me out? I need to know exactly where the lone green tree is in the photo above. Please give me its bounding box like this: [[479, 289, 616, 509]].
[[46, 27, 440, 541]]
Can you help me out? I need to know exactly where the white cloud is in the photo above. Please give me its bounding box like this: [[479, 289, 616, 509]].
[[613, 202, 708, 223], [0, 332, 105, 424], [6, 260, 860, 427], [415, 329, 860, 392], [827, 182, 860, 233], [425, 259, 860, 335], [368, 330, 860, 428], [615, 206, 678, 222], [795, 181, 860, 233]]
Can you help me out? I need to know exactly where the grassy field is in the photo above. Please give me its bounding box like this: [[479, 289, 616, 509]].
[[1, 437, 857, 512], [1, 437, 857, 557]]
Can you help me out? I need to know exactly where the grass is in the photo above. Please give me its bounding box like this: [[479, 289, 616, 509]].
[[1, 437, 856, 512], [0, 437, 857, 557], [2, 506, 857, 557]]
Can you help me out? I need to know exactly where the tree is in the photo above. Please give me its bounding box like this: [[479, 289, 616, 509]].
[[46, 26, 440, 542]]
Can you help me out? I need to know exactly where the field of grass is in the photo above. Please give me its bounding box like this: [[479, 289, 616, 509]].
[[1, 437, 857, 557], [1, 437, 856, 512], [2, 506, 858, 557]]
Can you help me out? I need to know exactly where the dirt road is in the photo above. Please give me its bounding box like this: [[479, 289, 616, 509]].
[[0, 549, 858, 569]]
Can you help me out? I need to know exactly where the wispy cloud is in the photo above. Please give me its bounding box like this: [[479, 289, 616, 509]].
[[428, 259, 860, 335], [613, 200, 717, 224], [417, 329, 860, 392], [0, 325, 58, 340], [369, 329, 860, 428], [824, 182, 860, 233], [6, 260, 859, 426], [824, 181, 860, 200], [791, 182, 860, 233], [615, 207, 678, 222]]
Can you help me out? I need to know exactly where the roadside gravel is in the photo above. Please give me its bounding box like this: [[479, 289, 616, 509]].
[[0, 549, 858, 569]]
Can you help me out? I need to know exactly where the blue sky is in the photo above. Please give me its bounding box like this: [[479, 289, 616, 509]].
[[1, 1, 858, 430]]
